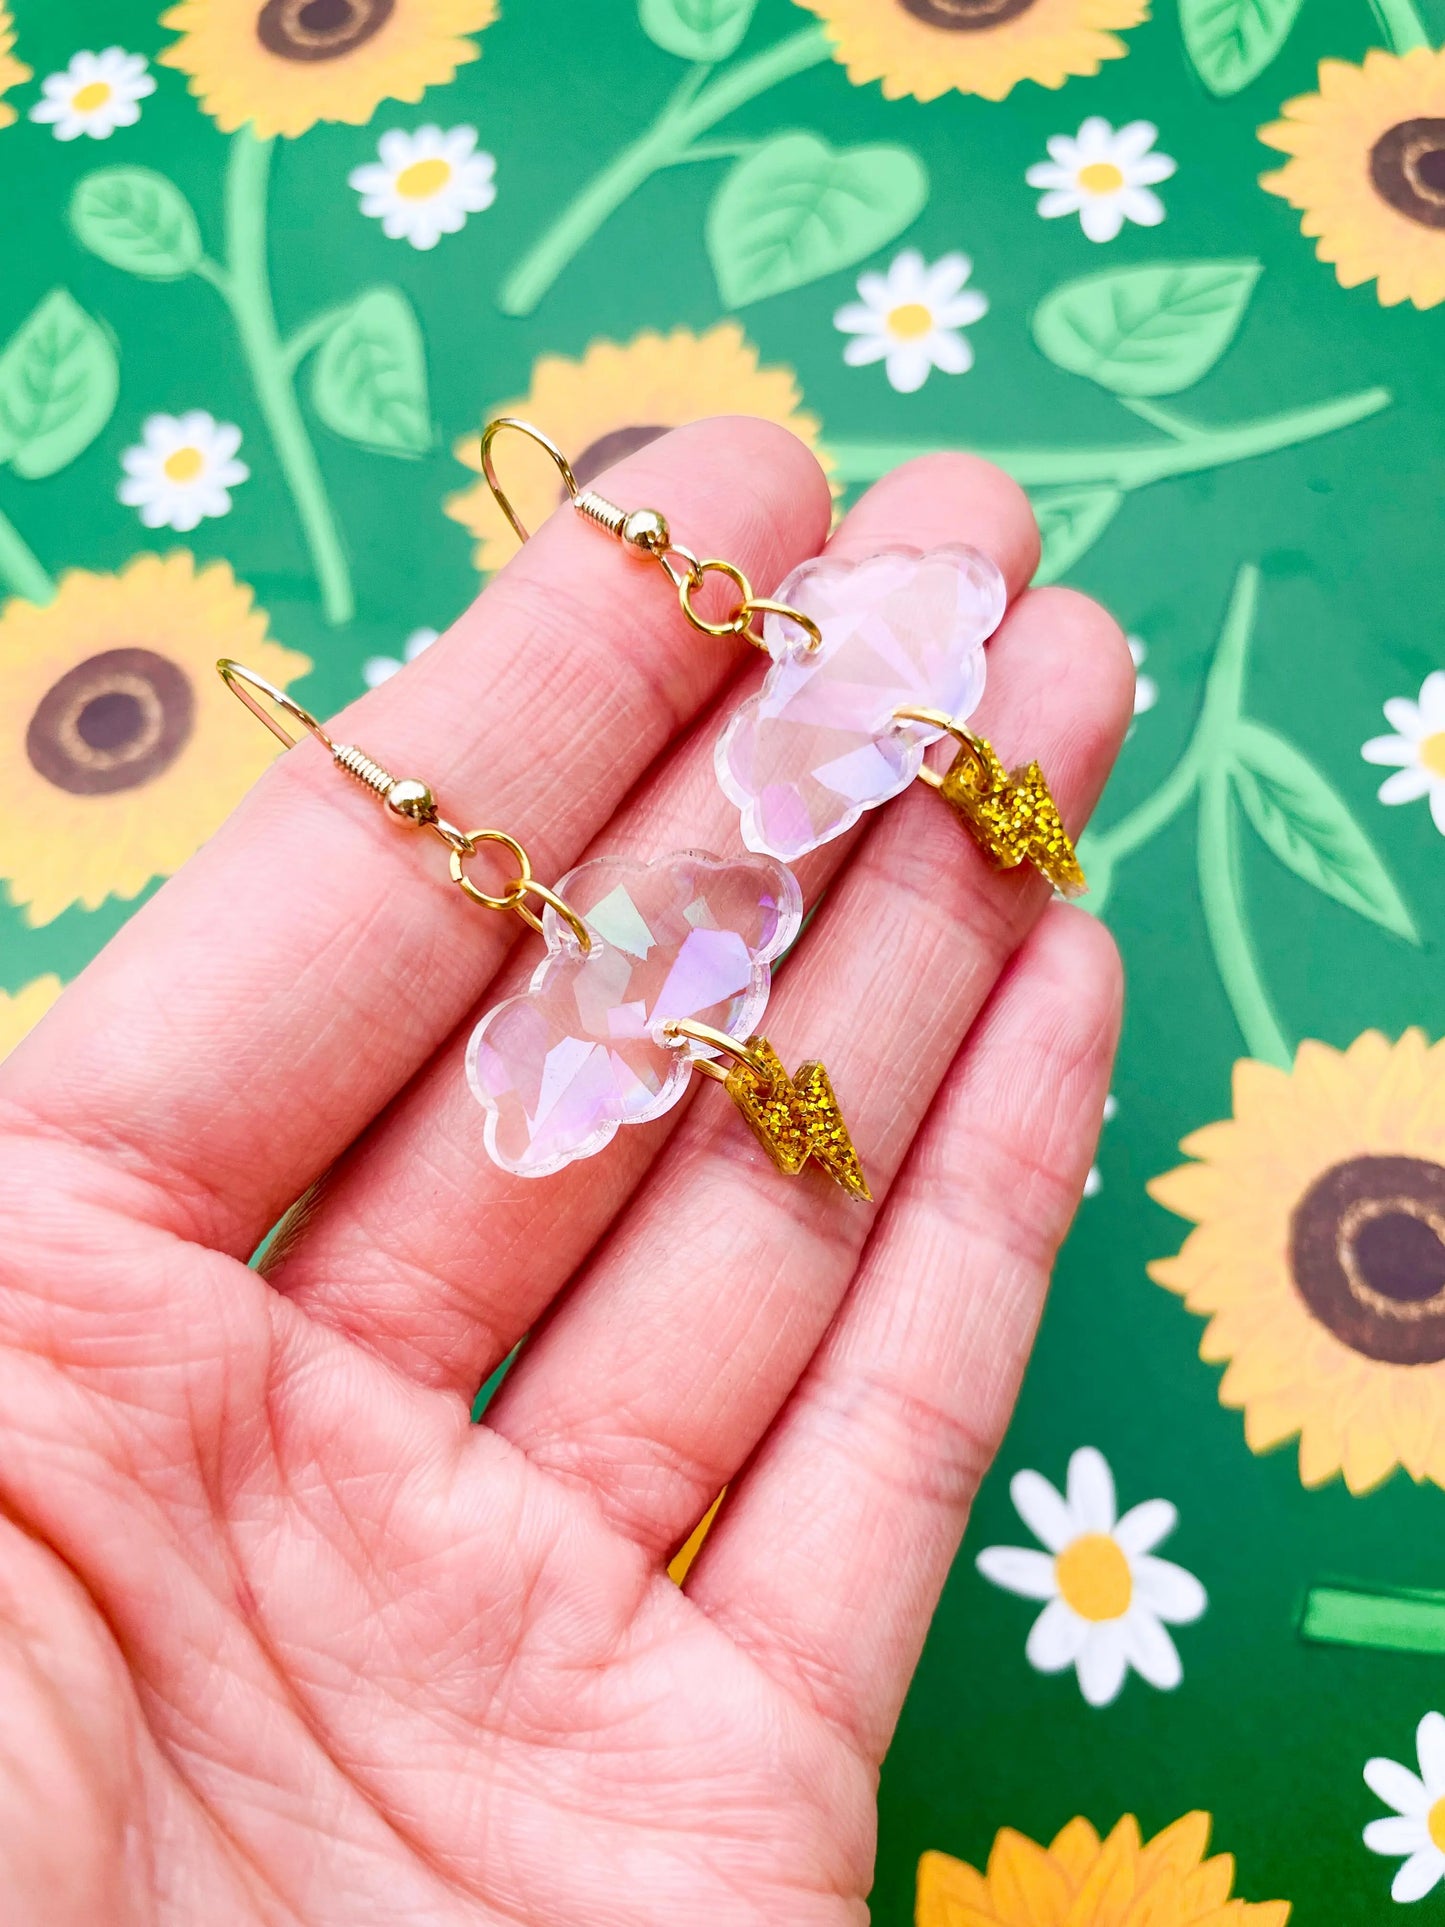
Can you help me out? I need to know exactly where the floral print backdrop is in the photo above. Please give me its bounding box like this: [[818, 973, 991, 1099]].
[[1, 0, 1444, 1919]]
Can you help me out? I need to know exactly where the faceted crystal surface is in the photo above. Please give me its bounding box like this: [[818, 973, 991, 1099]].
[[716, 544, 1007, 860], [466, 850, 802, 1178]]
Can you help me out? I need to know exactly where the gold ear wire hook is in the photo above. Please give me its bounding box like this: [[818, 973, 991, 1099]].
[[480, 416, 580, 546], [217, 658, 335, 752], [216, 657, 595, 947]]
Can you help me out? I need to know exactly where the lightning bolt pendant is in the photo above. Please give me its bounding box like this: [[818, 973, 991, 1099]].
[[724, 1038, 872, 1202]]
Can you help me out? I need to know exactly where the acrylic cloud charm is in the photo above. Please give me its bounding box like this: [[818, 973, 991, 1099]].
[[466, 850, 802, 1178], [716, 544, 1008, 861]]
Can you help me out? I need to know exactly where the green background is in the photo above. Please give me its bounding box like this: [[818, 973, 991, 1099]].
[[3, 0, 1445, 1918]]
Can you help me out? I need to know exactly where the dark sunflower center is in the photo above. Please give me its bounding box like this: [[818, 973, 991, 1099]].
[[26, 648, 195, 797], [897, 0, 1038, 29], [1370, 118, 1445, 230], [560, 424, 671, 502], [256, 0, 394, 61], [1290, 1155, 1445, 1364]]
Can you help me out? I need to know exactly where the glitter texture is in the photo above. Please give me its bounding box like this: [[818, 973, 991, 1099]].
[[939, 733, 1086, 896], [725, 1038, 872, 1201]]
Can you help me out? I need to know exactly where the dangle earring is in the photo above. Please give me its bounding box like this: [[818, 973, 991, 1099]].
[[480, 417, 1082, 896], [218, 661, 870, 1200]]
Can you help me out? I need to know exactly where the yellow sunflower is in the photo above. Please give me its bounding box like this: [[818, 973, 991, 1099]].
[[0, 977, 63, 1064], [0, 8, 31, 128], [0, 552, 308, 927], [1261, 48, 1445, 309], [445, 322, 832, 577], [159, 0, 496, 140], [1151, 1031, 1445, 1496], [795, 0, 1146, 104], [917, 1811, 1290, 1926]]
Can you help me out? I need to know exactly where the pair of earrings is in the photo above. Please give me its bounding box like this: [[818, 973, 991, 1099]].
[[220, 420, 1080, 1205]]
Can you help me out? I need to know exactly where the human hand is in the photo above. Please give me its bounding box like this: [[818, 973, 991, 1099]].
[[0, 421, 1131, 1924]]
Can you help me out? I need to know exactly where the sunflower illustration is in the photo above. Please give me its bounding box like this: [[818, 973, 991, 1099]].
[[1261, 48, 1445, 310], [917, 1810, 1289, 1925], [0, 7, 31, 127], [159, 0, 496, 140], [795, 0, 1147, 104], [1151, 1031, 1445, 1496], [0, 552, 308, 926], [446, 323, 831, 576], [0, 977, 63, 1064]]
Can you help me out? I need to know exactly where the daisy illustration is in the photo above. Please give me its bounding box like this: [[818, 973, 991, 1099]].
[[1365, 1712, 1445, 1903], [349, 125, 497, 250], [1128, 637, 1158, 718], [834, 249, 988, 394], [30, 47, 154, 140], [1027, 118, 1176, 243], [1084, 1092, 1117, 1198], [1362, 670, 1445, 836], [118, 412, 248, 533], [363, 626, 438, 689], [977, 1445, 1206, 1706]]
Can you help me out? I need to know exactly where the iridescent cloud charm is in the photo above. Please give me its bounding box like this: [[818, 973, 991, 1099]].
[[715, 544, 1007, 861], [466, 850, 801, 1178]]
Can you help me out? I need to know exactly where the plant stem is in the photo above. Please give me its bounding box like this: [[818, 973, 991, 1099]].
[[1192, 567, 1293, 1069], [282, 303, 353, 374], [1086, 733, 1206, 866], [0, 500, 56, 605], [217, 131, 353, 626], [1302, 1584, 1445, 1655], [497, 25, 832, 316], [828, 386, 1392, 492], [1371, 0, 1431, 52]]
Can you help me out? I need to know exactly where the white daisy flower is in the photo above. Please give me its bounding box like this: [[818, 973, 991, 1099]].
[[363, 627, 438, 689], [1027, 118, 1176, 244], [1364, 1712, 1445, 1903], [117, 412, 248, 533], [977, 1445, 1206, 1707], [834, 249, 988, 395], [1362, 670, 1445, 837], [1128, 637, 1158, 718], [1084, 1091, 1117, 1198], [349, 126, 497, 251], [30, 47, 155, 141]]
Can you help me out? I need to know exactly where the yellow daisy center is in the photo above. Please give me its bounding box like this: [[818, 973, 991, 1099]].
[[396, 157, 452, 201], [1429, 1797, 1445, 1855], [1055, 1533, 1133, 1621], [163, 446, 205, 483], [1078, 161, 1125, 194], [71, 80, 112, 112], [1420, 730, 1445, 779], [887, 301, 935, 339]]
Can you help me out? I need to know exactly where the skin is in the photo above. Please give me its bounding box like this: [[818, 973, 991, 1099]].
[[0, 421, 1132, 1924]]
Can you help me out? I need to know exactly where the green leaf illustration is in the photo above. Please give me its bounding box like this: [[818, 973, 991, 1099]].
[[1230, 719, 1418, 942], [70, 168, 203, 281], [707, 131, 928, 308], [1032, 261, 1261, 397], [639, 0, 758, 59], [308, 288, 430, 457], [1180, 0, 1304, 95], [0, 289, 119, 480], [1030, 485, 1123, 585]]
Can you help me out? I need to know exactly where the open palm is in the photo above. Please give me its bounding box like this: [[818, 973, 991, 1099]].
[[0, 422, 1130, 1923]]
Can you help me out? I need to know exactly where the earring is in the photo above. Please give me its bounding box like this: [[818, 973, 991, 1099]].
[[479, 418, 1083, 897], [218, 661, 870, 1199]]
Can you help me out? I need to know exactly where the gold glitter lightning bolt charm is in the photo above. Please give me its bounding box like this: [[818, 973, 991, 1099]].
[[897, 706, 1086, 898], [663, 1023, 872, 1201]]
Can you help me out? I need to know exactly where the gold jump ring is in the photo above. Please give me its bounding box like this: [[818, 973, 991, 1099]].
[[449, 827, 533, 911], [662, 1017, 772, 1084], [679, 558, 754, 639], [741, 597, 823, 654], [514, 878, 593, 953]]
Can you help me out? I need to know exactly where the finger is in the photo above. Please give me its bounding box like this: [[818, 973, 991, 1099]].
[[485, 579, 1132, 1557], [683, 904, 1122, 1762], [265, 453, 1043, 1388], [0, 420, 831, 1257]]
